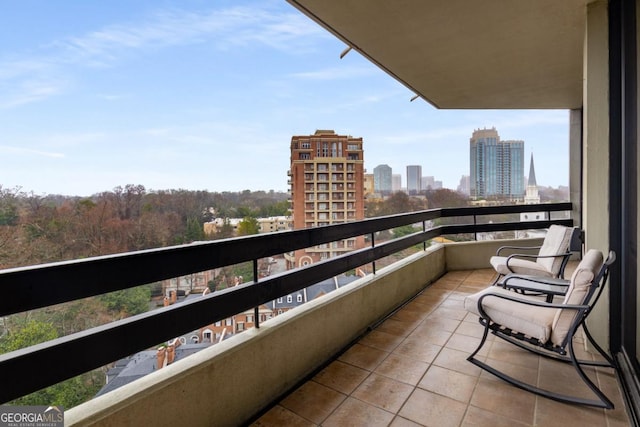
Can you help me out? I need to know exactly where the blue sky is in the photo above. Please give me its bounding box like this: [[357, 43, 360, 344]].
[[0, 0, 569, 196]]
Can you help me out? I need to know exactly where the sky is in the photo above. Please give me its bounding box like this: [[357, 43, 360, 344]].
[[0, 0, 570, 197]]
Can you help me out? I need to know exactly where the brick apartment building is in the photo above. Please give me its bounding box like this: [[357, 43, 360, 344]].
[[287, 130, 366, 269]]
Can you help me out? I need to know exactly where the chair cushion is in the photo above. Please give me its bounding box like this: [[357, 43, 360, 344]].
[[465, 286, 558, 343], [536, 225, 573, 274], [551, 249, 603, 346], [490, 256, 555, 276]]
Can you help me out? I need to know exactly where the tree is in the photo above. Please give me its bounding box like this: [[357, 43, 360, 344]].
[[99, 286, 151, 317], [237, 216, 259, 236], [0, 318, 103, 408], [0, 319, 57, 353]]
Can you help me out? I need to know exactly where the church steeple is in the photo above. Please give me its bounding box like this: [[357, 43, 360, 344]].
[[524, 153, 540, 204], [527, 153, 537, 187]]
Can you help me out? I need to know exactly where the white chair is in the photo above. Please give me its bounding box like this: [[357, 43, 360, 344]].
[[464, 249, 616, 408], [490, 225, 580, 284]]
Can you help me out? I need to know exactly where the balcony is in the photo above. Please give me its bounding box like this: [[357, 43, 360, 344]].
[[253, 266, 629, 426], [0, 203, 629, 426]]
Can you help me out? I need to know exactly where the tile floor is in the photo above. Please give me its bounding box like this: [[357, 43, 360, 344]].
[[252, 268, 631, 427]]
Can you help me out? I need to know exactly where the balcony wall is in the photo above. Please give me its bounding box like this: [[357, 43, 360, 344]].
[[66, 239, 543, 426]]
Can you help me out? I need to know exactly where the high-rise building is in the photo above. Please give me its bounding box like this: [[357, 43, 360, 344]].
[[457, 175, 470, 195], [373, 164, 393, 195], [406, 165, 422, 195], [392, 174, 402, 192], [288, 130, 365, 268], [469, 127, 524, 199], [422, 176, 436, 190]]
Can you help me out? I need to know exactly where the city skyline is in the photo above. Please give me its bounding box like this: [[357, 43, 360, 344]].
[[1, 1, 569, 197]]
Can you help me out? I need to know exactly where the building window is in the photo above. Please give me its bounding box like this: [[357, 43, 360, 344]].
[[287, 295, 293, 303], [297, 294, 303, 303], [299, 153, 310, 160], [277, 297, 283, 303], [246, 314, 254, 323], [236, 323, 245, 332], [203, 329, 213, 342], [225, 318, 232, 326], [215, 321, 221, 327]]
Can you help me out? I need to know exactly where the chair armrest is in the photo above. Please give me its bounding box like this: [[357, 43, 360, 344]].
[[501, 275, 569, 299], [502, 274, 569, 287], [496, 245, 541, 256], [476, 291, 588, 322], [504, 252, 572, 273]]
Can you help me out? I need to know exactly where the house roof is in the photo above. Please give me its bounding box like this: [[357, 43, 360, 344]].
[[287, 0, 588, 109]]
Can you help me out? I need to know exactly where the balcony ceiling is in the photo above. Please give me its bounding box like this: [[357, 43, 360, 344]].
[[287, 0, 588, 109]]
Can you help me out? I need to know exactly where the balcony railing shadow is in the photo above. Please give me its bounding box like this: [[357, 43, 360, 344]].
[[0, 203, 574, 425]]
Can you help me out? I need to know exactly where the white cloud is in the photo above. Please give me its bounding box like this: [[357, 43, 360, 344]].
[[0, 5, 325, 108], [0, 145, 65, 159], [290, 65, 377, 80]]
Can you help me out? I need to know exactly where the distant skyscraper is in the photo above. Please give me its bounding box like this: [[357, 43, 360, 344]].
[[373, 164, 392, 195], [406, 165, 422, 195], [422, 176, 435, 190], [469, 127, 524, 199], [457, 175, 470, 195], [289, 130, 365, 268], [392, 174, 402, 192]]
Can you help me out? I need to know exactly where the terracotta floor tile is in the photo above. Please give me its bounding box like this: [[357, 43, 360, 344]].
[[454, 321, 488, 339], [374, 353, 430, 386], [352, 373, 415, 413], [440, 271, 472, 281], [322, 397, 395, 427], [391, 307, 429, 326], [461, 405, 530, 427], [477, 357, 539, 387], [433, 347, 482, 377], [251, 405, 316, 427], [534, 396, 607, 426], [537, 356, 600, 400], [399, 388, 467, 427], [313, 360, 369, 394], [359, 330, 405, 352], [394, 339, 442, 364], [438, 298, 466, 309], [470, 377, 536, 425], [407, 325, 452, 346], [403, 299, 439, 314], [430, 280, 460, 290], [280, 381, 345, 424], [421, 315, 462, 333], [389, 416, 425, 427], [444, 333, 488, 356], [418, 365, 477, 403], [338, 343, 390, 371], [376, 318, 414, 337], [486, 340, 540, 368], [412, 293, 448, 306]]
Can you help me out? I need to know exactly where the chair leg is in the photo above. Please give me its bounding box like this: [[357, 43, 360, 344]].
[[582, 323, 615, 367]]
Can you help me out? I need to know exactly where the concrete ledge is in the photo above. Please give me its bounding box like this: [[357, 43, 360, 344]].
[[444, 237, 544, 270], [66, 246, 446, 427]]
